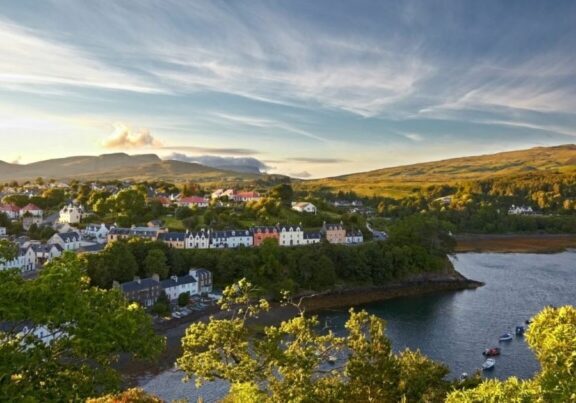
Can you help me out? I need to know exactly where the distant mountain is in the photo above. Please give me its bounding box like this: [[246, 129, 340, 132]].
[[299, 145, 576, 197], [0, 153, 281, 184]]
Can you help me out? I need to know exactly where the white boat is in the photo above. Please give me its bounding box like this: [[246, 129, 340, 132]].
[[499, 333, 513, 342], [482, 358, 496, 370]]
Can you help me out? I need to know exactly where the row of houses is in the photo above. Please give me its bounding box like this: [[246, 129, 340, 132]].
[[0, 231, 104, 272], [114, 268, 213, 308], [106, 222, 364, 249], [0, 203, 44, 220]]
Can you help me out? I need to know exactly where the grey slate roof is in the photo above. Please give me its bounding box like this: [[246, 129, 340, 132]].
[[158, 232, 186, 242], [58, 231, 81, 243], [120, 278, 160, 293], [160, 274, 197, 289]]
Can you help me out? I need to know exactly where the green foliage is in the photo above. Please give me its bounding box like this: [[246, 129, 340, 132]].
[[0, 239, 17, 264], [178, 292, 190, 307], [151, 292, 171, 316], [144, 249, 168, 278], [0, 254, 165, 401], [178, 279, 454, 402]]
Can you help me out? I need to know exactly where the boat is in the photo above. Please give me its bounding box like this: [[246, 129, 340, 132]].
[[515, 325, 525, 336], [482, 358, 496, 370], [460, 372, 469, 380], [499, 333, 513, 342], [328, 355, 337, 365], [482, 347, 501, 357]]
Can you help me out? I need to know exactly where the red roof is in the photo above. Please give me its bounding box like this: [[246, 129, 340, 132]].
[[0, 204, 20, 212], [21, 203, 42, 212]]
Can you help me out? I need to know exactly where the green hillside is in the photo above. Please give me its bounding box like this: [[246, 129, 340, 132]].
[[298, 145, 576, 197], [0, 153, 286, 185]]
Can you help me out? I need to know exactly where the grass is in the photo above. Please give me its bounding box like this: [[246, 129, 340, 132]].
[[297, 144, 576, 198]]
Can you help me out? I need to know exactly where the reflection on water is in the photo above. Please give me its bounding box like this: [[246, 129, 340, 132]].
[[316, 252, 576, 379]]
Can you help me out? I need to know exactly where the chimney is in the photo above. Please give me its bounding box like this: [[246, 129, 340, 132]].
[[152, 273, 160, 282], [134, 276, 141, 284], [171, 275, 178, 282], [112, 280, 120, 289]]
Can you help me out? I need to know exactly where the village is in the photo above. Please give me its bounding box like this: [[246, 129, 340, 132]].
[[0, 181, 374, 313]]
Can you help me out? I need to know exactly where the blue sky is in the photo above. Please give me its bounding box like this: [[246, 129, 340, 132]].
[[1, 0, 575, 178]]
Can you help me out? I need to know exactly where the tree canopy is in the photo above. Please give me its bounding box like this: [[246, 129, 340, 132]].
[[0, 253, 165, 401]]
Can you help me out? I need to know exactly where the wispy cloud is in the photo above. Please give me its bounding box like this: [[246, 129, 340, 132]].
[[0, 18, 165, 94], [286, 157, 349, 164], [162, 146, 259, 156]]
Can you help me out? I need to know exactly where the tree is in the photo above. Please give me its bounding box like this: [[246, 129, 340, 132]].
[[270, 184, 294, 207], [0, 239, 17, 264], [178, 292, 190, 307], [178, 279, 454, 402], [144, 249, 168, 279], [151, 291, 171, 316], [0, 254, 165, 401]]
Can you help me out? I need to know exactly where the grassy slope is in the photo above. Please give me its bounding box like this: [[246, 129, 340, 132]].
[[297, 145, 576, 197]]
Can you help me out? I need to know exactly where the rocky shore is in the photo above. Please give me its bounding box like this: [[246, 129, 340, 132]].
[[455, 233, 576, 253]]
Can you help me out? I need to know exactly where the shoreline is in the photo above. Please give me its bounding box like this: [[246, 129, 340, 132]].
[[120, 270, 482, 386], [455, 233, 576, 253]]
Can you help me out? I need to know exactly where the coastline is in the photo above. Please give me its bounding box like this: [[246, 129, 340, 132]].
[[455, 233, 576, 253], [121, 269, 482, 386]]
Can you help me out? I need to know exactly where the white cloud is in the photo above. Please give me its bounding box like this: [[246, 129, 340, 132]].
[[402, 133, 424, 142], [102, 123, 162, 149]]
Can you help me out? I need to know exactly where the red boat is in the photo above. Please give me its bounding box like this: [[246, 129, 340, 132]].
[[482, 347, 501, 357]]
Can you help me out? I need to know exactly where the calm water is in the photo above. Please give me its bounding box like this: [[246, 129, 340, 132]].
[[316, 252, 576, 379]]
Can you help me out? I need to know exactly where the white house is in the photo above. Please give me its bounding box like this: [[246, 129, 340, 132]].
[[185, 229, 211, 249], [59, 204, 85, 224], [291, 202, 317, 214], [508, 205, 534, 215], [19, 203, 43, 218], [160, 270, 199, 301], [48, 231, 82, 251], [83, 223, 111, 243], [233, 191, 261, 202], [303, 232, 321, 245], [210, 230, 253, 248], [0, 246, 36, 272], [189, 268, 213, 294], [177, 196, 209, 208], [0, 204, 20, 220], [278, 225, 305, 247], [31, 243, 63, 266], [345, 230, 364, 245]]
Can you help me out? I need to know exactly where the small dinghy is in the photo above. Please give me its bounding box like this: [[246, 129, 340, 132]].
[[515, 325, 525, 336], [482, 358, 496, 370], [482, 347, 501, 357], [499, 333, 513, 342]]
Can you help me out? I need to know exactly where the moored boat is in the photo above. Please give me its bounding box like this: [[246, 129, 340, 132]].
[[482, 347, 501, 357], [482, 358, 496, 370], [515, 325, 525, 336], [499, 333, 513, 342]]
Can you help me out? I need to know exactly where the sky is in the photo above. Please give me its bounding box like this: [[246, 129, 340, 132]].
[[1, 0, 575, 178]]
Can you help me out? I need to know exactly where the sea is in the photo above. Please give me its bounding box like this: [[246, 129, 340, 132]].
[[142, 251, 576, 401]]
